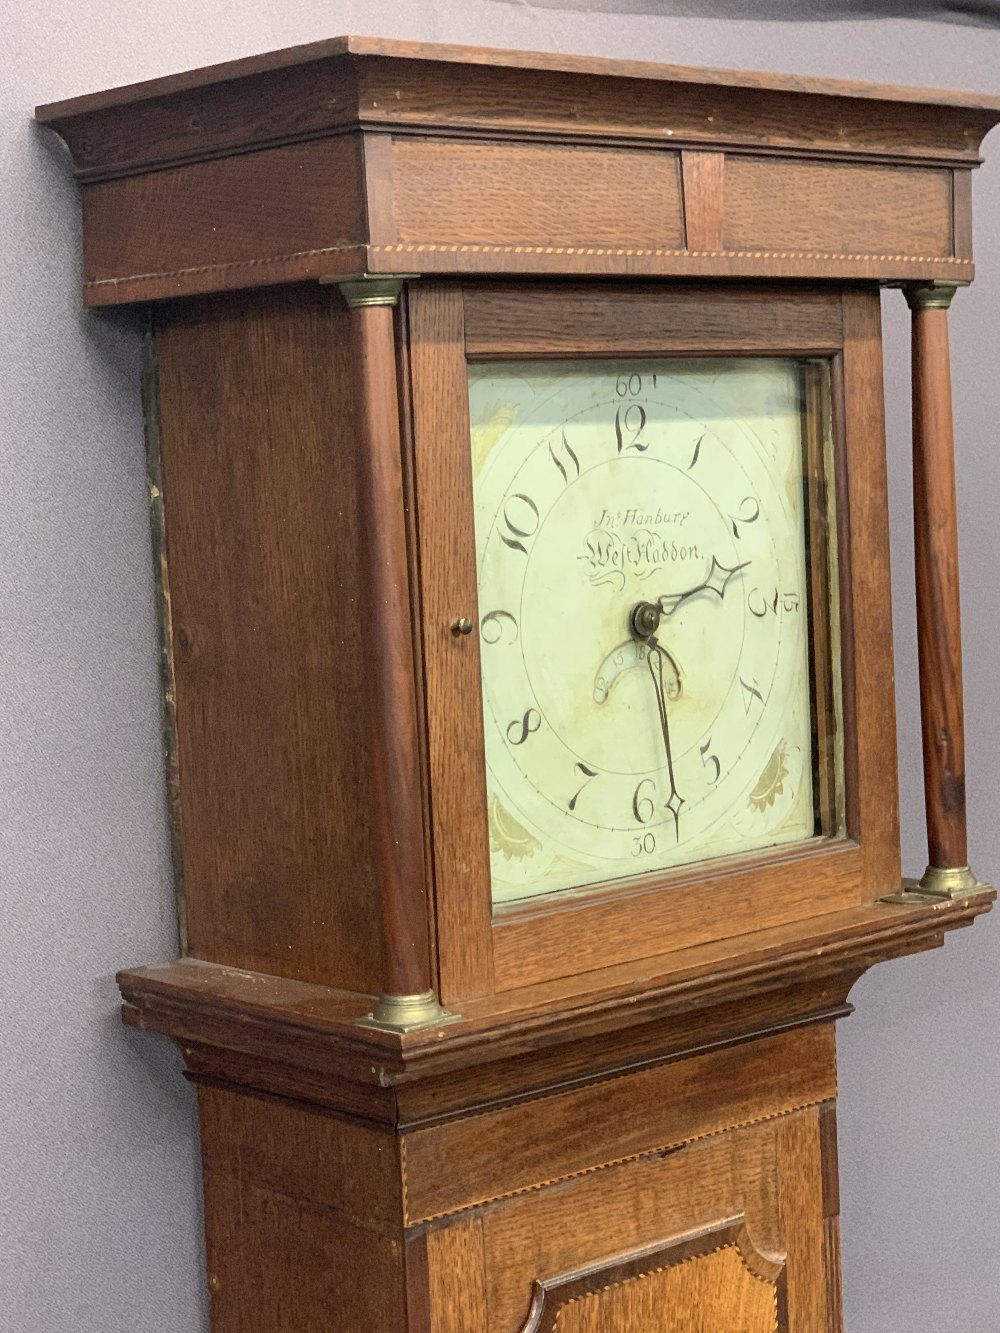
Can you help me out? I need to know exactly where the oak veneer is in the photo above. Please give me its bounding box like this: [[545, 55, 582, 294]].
[[151, 286, 384, 991], [116, 888, 991, 1331], [521, 1221, 788, 1333], [407, 284, 495, 1002], [37, 38, 1000, 302]]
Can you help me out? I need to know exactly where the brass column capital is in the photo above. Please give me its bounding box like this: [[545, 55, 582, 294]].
[[904, 282, 963, 312], [324, 273, 419, 308]]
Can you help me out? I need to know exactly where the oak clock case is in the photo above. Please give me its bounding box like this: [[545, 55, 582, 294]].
[[36, 36, 999, 1333]]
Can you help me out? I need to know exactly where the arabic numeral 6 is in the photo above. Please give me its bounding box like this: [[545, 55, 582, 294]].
[[632, 778, 656, 825], [631, 832, 656, 857]]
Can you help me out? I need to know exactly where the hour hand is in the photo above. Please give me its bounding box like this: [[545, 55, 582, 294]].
[[646, 641, 684, 838], [657, 555, 751, 618]]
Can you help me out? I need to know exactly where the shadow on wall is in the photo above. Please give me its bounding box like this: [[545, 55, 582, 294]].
[[491, 0, 1000, 24]]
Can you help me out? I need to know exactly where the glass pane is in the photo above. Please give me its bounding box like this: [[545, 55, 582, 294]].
[[468, 358, 844, 908]]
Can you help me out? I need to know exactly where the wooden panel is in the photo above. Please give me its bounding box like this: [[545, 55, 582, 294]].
[[405, 1233, 434, 1333], [396, 978, 852, 1129], [493, 843, 864, 992], [478, 1119, 784, 1332], [362, 131, 399, 246], [954, 170, 974, 262], [408, 284, 494, 1002], [682, 151, 726, 252], [198, 1083, 402, 1225], [725, 158, 953, 258], [391, 138, 684, 248], [402, 1025, 835, 1224], [81, 136, 366, 305], [839, 291, 902, 888], [819, 1101, 841, 1221], [426, 1218, 490, 1333], [463, 284, 843, 359], [154, 285, 384, 990], [523, 1220, 785, 1333], [824, 1218, 844, 1332], [198, 1086, 405, 1333], [775, 1107, 830, 1331], [539, 1245, 781, 1333]]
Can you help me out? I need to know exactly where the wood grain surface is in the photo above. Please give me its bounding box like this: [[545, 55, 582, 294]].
[[37, 35, 1000, 173], [775, 1109, 832, 1330], [682, 151, 726, 253], [345, 296, 432, 998], [118, 889, 993, 1090], [407, 284, 494, 1003], [426, 1219, 489, 1333], [462, 283, 843, 359], [198, 1085, 405, 1332], [80, 135, 365, 298], [36, 37, 1000, 303], [802, 360, 841, 839], [390, 138, 684, 249], [152, 286, 384, 991], [491, 845, 864, 992], [401, 1025, 835, 1224], [839, 290, 902, 890], [909, 295, 970, 871], [724, 158, 953, 257], [536, 1245, 781, 1333], [522, 1219, 785, 1333]]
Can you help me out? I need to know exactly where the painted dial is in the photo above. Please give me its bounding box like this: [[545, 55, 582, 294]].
[[469, 358, 837, 906]]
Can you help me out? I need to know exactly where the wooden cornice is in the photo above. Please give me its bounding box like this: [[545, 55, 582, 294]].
[[36, 36, 1000, 181], [119, 889, 992, 1123], [35, 37, 1000, 305]]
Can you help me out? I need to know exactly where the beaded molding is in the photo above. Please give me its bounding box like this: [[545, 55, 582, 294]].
[[549, 1241, 779, 1333], [83, 240, 971, 291]]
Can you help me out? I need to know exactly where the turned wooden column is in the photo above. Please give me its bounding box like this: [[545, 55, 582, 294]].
[[906, 283, 981, 896], [337, 275, 452, 1027]]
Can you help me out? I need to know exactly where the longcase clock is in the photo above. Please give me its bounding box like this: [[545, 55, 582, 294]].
[[37, 38, 999, 1333]]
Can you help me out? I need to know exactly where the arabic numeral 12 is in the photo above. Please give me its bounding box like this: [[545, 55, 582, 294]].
[[615, 404, 648, 454]]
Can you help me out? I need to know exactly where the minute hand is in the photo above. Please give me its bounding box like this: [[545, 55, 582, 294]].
[[656, 555, 751, 618]]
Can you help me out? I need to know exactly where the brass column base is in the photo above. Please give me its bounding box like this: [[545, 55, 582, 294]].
[[878, 866, 989, 905], [356, 990, 461, 1033], [916, 864, 986, 898]]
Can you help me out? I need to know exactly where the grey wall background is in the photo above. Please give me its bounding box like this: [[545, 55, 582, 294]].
[[3, 4, 998, 1331]]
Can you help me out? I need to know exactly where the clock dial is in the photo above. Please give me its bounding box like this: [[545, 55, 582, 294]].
[[469, 358, 843, 906]]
